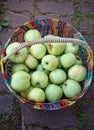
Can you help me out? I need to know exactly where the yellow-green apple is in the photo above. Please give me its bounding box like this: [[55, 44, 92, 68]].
[[49, 69, 67, 84], [45, 84, 63, 102], [62, 79, 82, 98], [28, 87, 45, 102], [47, 42, 66, 56], [25, 54, 38, 69], [60, 53, 76, 68], [42, 54, 58, 71], [68, 64, 87, 82], [24, 29, 41, 42], [64, 42, 79, 54], [11, 71, 30, 92], [43, 34, 55, 47], [31, 71, 48, 88], [44, 34, 66, 56], [20, 86, 34, 99], [6, 42, 27, 63], [30, 44, 46, 59], [12, 63, 29, 73]]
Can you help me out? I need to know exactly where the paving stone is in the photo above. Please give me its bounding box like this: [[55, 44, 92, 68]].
[[84, 79, 94, 100], [20, 103, 78, 129], [0, 72, 9, 93], [4, 11, 30, 29], [37, 0, 74, 16], [84, 35, 94, 49], [78, 0, 94, 14], [0, 94, 14, 115], [0, 28, 14, 45], [79, 20, 94, 32], [30, 127, 45, 130], [5, 0, 34, 12], [84, 104, 94, 128]]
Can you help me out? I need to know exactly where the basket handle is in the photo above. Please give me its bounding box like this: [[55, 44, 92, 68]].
[[1, 37, 92, 62]]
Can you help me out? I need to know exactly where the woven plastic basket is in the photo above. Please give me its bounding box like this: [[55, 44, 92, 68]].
[[0, 18, 93, 110]]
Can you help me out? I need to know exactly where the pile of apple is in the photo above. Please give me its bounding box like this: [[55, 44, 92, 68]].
[[6, 29, 87, 103]]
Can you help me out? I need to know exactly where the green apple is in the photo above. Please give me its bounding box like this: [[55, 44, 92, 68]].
[[24, 29, 41, 42], [36, 63, 49, 75], [64, 42, 79, 54], [30, 44, 46, 59], [68, 64, 87, 82], [28, 87, 45, 102], [44, 34, 55, 39], [12, 63, 29, 73], [20, 86, 34, 99], [49, 69, 66, 84], [6, 42, 28, 63], [11, 71, 30, 92], [25, 54, 38, 69], [47, 42, 66, 56], [43, 34, 55, 47], [29, 70, 34, 77], [29, 70, 35, 83], [75, 55, 82, 65], [45, 84, 63, 102], [57, 56, 62, 68], [31, 71, 48, 88], [36, 63, 44, 71], [44, 34, 66, 56], [27, 46, 31, 54], [60, 53, 76, 68], [62, 79, 82, 98], [42, 54, 58, 71]]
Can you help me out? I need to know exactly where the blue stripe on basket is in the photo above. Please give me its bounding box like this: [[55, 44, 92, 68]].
[[35, 18, 51, 36], [4, 79, 8, 85], [45, 102, 62, 110], [80, 36, 87, 64], [79, 45, 87, 67], [80, 36, 86, 42], [86, 71, 93, 79], [4, 44, 8, 49]]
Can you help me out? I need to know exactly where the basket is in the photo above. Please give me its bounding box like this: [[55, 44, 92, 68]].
[[0, 18, 93, 110]]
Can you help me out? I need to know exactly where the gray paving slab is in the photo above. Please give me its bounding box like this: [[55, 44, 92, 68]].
[[0, 94, 14, 115], [84, 35, 94, 49], [5, 0, 34, 12], [36, 0, 74, 15], [4, 11, 30, 29], [20, 103, 78, 129], [80, 20, 94, 32], [0, 28, 14, 45], [78, 0, 94, 14]]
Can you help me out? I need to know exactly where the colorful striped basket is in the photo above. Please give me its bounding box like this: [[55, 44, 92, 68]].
[[0, 18, 93, 110]]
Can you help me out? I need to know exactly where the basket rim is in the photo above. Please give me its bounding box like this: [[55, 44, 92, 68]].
[[0, 18, 93, 110]]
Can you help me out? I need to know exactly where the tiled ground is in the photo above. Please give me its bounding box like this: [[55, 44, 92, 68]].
[[0, 0, 94, 130]]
